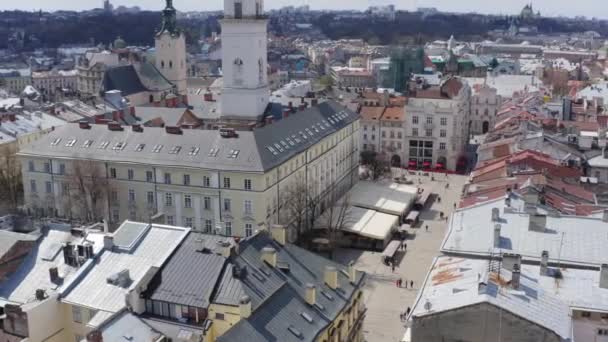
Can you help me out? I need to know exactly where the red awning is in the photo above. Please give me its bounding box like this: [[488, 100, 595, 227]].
[[423, 161, 431, 166]]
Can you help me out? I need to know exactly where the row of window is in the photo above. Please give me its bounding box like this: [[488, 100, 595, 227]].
[[30, 163, 255, 191], [411, 116, 448, 126]]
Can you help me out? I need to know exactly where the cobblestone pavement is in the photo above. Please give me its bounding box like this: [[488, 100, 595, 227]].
[[334, 173, 468, 342]]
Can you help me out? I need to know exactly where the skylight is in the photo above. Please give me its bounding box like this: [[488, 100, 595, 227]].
[[288, 326, 302, 338], [208, 148, 219, 157], [99, 141, 109, 149], [65, 139, 77, 147], [50, 138, 62, 146], [274, 143, 284, 153], [188, 147, 200, 156], [267, 146, 278, 155], [82, 140, 93, 148], [169, 146, 182, 155], [228, 150, 240, 159], [152, 144, 163, 153], [135, 143, 146, 152], [300, 312, 314, 323], [113, 142, 126, 151]]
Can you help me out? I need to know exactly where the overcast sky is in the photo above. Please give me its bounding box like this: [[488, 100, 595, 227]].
[[3, 0, 607, 19]]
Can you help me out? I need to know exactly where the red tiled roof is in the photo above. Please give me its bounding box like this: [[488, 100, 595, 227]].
[[546, 177, 596, 203], [381, 106, 405, 122], [359, 106, 385, 121], [560, 121, 600, 132]]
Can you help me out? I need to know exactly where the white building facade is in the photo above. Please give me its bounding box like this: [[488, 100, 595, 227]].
[[220, 0, 270, 121]]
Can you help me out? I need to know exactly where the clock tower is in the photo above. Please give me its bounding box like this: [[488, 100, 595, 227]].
[[220, 0, 269, 121], [155, 0, 187, 96]]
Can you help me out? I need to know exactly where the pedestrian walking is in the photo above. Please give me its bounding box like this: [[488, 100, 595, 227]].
[[410, 280, 414, 288], [391, 264, 395, 273], [395, 279, 399, 287], [400, 312, 404, 321], [453, 203, 457, 209], [404, 242, 407, 250], [425, 225, 429, 232], [399, 278, 403, 287], [406, 307, 411, 315], [437, 196, 441, 203]]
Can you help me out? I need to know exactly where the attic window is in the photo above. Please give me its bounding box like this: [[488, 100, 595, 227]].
[[208, 148, 219, 157], [50, 138, 62, 146], [280, 141, 289, 149], [99, 141, 110, 149], [189, 147, 200, 156], [169, 146, 182, 154], [82, 140, 93, 148], [228, 150, 240, 159], [113, 142, 126, 151], [320, 290, 334, 301], [152, 144, 163, 153], [65, 139, 77, 147], [300, 312, 314, 323], [267, 146, 278, 155], [135, 143, 145, 152], [288, 326, 302, 338], [286, 138, 295, 146]]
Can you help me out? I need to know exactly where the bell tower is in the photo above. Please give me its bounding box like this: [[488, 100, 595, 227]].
[[220, 0, 269, 121], [155, 0, 187, 96]]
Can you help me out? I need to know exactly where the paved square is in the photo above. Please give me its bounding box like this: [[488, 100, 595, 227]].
[[334, 173, 468, 342]]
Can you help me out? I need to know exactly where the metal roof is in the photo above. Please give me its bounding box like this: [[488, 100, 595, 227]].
[[148, 233, 231, 308], [18, 101, 358, 173], [411, 256, 571, 339], [0, 230, 38, 259], [103, 65, 148, 96], [96, 310, 163, 342], [62, 223, 189, 312], [441, 194, 608, 267]]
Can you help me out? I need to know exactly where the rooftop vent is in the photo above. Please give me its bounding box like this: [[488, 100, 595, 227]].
[[219, 127, 238, 138], [493, 224, 501, 248], [491, 208, 500, 221], [165, 126, 183, 135], [107, 269, 131, 288], [132, 124, 143, 133], [511, 263, 521, 290], [529, 214, 547, 232], [540, 250, 549, 275], [305, 283, 316, 305], [502, 253, 522, 272], [108, 121, 123, 131], [49, 267, 60, 284], [35, 289, 47, 301]]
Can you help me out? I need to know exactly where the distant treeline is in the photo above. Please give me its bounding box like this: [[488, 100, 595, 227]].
[[0, 11, 222, 50]]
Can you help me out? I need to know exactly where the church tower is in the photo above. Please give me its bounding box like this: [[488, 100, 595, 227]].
[[220, 0, 269, 121], [155, 0, 187, 96]]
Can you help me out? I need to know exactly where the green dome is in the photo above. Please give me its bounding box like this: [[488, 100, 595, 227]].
[[114, 36, 127, 49]]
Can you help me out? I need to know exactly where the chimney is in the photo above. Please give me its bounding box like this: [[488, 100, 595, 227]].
[[87, 330, 103, 342], [491, 208, 500, 221], [324, 266, 339, 289], [49, 267, 59, 283], [261, 246, 277, 267], [103, 236, 114, 250], [271, 225, 287, 245], [540, 250, 549, 275], [600, 264, 608, 289], [348, 260, 357, 284], [529, 214, 547, 232], [603, 209, 608, 222], [511, 263, 521, 290], [218, 241, 232, 258], [165, 126, 183, 135], [493, 224, 501, 248], [502, 253, 522, 272], [239, 295, 251, 318], [305, 283, 316, 305], [62, 243, 74, 266]]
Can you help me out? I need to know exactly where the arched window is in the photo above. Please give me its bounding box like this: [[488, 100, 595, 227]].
[[161, 61, 165, 69], [169, 61, 173, 69]]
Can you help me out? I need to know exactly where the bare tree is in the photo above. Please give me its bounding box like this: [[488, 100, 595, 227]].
[[68, 160, 109, 222], [0, 145, 22, 212], [281, 177, 321, 242], [321, 195, 352, 260]]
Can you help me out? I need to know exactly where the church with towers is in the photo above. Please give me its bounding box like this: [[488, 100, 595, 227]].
[[155, 0, 187, 97]]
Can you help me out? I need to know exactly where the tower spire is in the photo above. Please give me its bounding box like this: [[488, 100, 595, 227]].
[[158, 0, 179, 35]]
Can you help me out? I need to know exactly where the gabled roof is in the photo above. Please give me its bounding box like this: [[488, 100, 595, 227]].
[[103, 65, 148, 96], [18, 101, 358, 173], [215, 232, 365, 342]]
